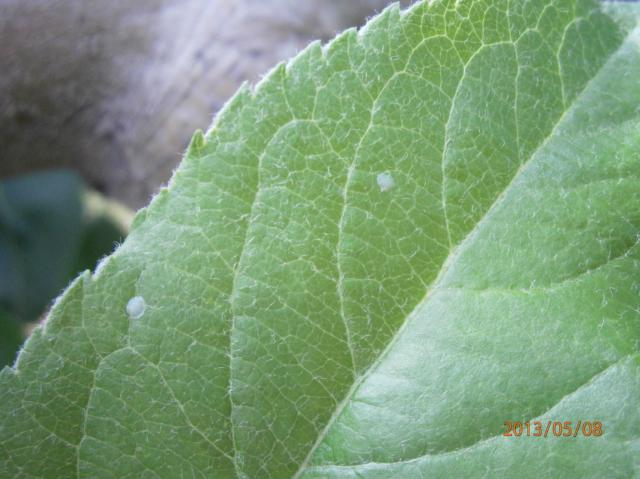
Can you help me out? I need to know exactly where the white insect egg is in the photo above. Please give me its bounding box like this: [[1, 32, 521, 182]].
[[126, 296, 146, 320], [377, 172, 395, 192]]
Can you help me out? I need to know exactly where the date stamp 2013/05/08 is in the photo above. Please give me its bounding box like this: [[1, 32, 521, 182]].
[[503, 420, 604, 438]]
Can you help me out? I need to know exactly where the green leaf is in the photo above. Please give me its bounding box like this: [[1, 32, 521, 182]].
[[0, 308, 24, 369], [0, 170, 128, 368], [2, 1, 639, 477], [0, 170, 127, 325], [0, 170, 85, 323]]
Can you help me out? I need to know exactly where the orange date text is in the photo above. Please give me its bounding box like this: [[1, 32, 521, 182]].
[[503, 420, 603, 438]]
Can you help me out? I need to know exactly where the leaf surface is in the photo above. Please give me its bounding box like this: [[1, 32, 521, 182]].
[[1, 1, 639, 478]]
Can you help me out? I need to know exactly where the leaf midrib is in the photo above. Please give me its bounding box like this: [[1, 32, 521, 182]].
[[301, 352, 637, 472]]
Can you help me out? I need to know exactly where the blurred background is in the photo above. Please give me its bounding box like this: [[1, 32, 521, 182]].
[[0, 0, 410, 366]]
